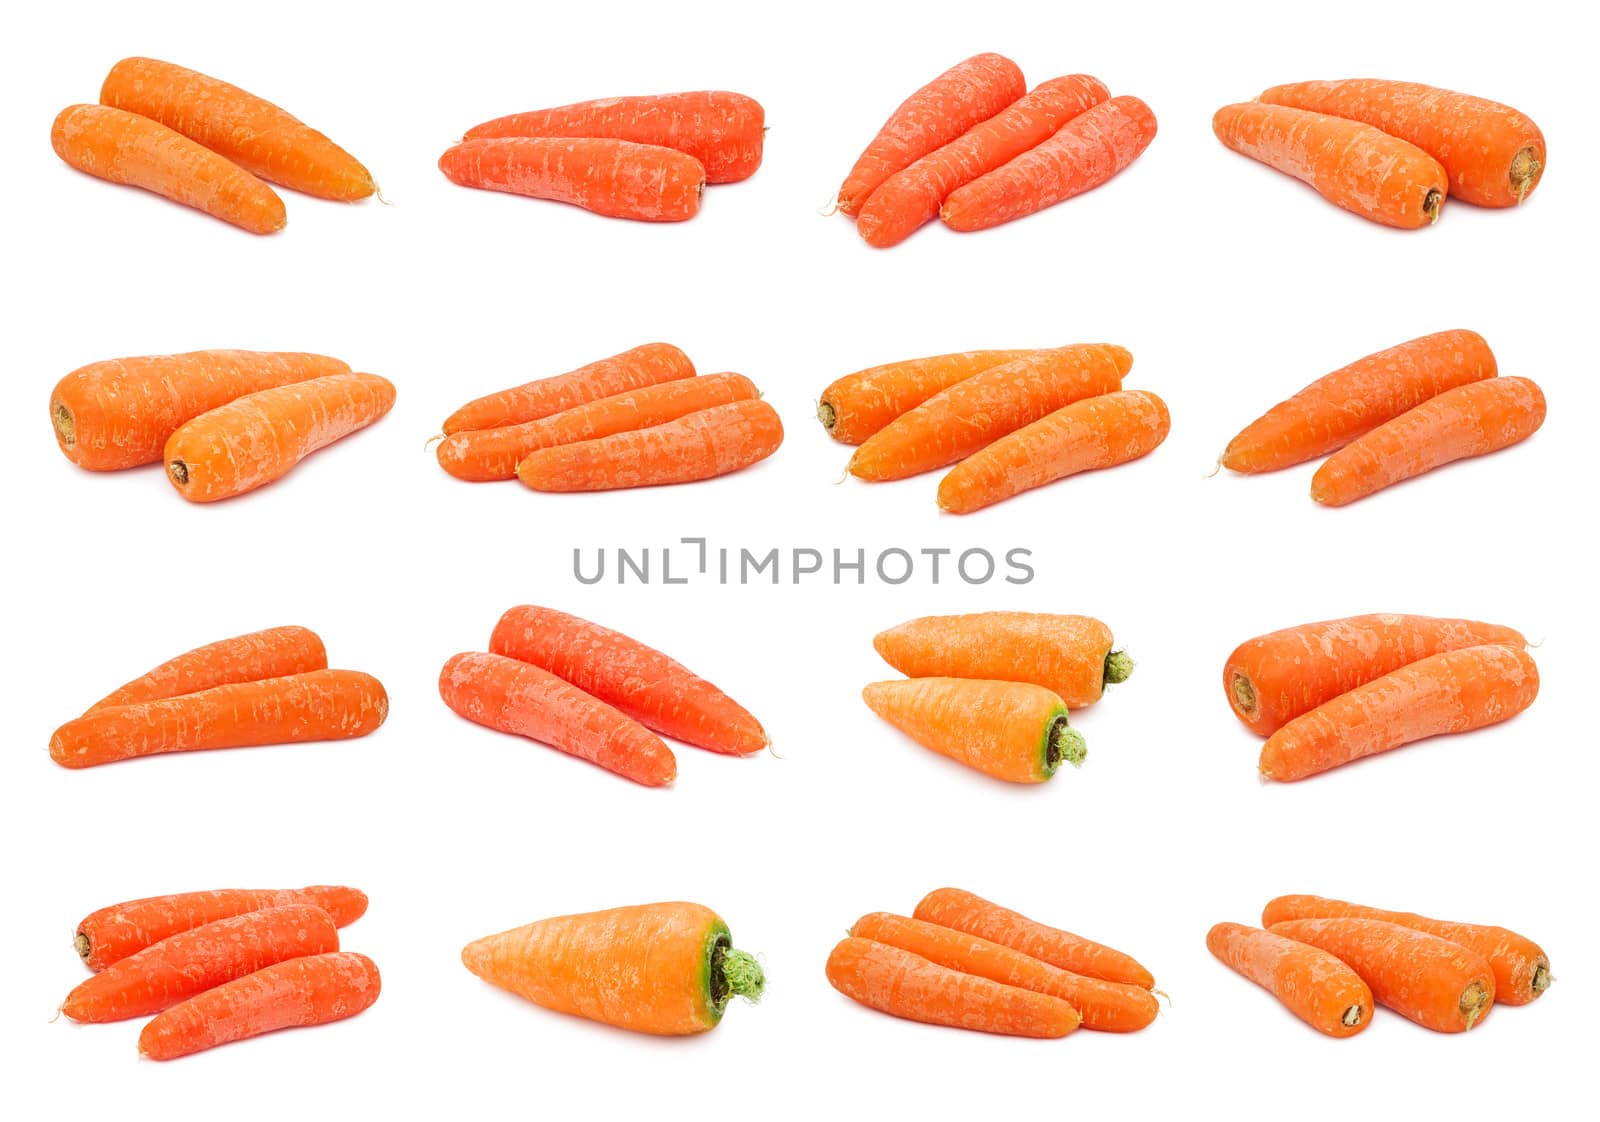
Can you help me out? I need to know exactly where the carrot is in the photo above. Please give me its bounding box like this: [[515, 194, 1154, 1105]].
[[463, 91, 765, 184], [1212, 101, 1448, 228], [1258, 643, 1539, 782], [1223, 614, 1527, 737], [443, 343, 695, 434], [941, 96, 1158, 232], [1311, 377, 1546, 507], [938, 389, 1170, 513], [914, 888, 1155, 989], [490, 605, 767, 755], [1259, 79, 1545, 207], [437, 373, 760, 482], [516, 398, 783, 491], [439, 137, 705, 222], [49, 669, 389, 769], [849, 344, 1130, 481], [1267, 918, 1495, 1032], [863, 678, 1083, 784], [139, 951, 380, 1060], [873, 612, 1130, 709], [86, 626, 327, 713], [438, 651, 676, 786], [99, 57, 374, 201], [164, 372, 396, 502], [461, 901, 763, 1035], [836, 53, 1027, 216], [62, 905, 338, 1022], [850, 913, 1158, 1032], [1261, 895, 1551, 1005], [825, 937, 1079, 1038], [857, 75, 1110, 247], [1205, 922, 1371, 1038], [52, 104, 286, 235], [50, 350, 351, 471], [1220, 330, 1497, 473], [74, 886, 368, 972]]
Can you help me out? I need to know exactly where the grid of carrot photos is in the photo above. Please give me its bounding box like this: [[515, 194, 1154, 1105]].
[[40, 34, 1556, 1064]]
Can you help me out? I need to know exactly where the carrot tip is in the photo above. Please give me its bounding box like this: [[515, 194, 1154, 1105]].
[[818, 194, 840, 217], [1204, 457, 1221, 479], [1104, 650, 1135, 686], [375, 184, 393, 206], [424, 433, 444, 452]]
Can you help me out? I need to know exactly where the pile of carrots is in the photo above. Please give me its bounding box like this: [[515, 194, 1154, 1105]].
[[1222, 613, 1539, 781], [863, 612, 1130, 782], [1220, 330, 1545, 505], [52, 58, 374, 234], [1213, 79, 1545, 227], [436, 343, 782, 490], [833, 54, 1156, 246], [827, 888, 1159, 1037], [60, 884, 379, 1059], [821, 344, 1168, 512], [1210, 893, 1551, 1036], [439, 90, 764, 221]]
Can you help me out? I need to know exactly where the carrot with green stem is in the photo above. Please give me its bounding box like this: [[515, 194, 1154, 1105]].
[[86, 626, 327, 713], [863, 678, 1083, 784], [444, 343, 695, 434], [1206, 922, 1371, 1037], [439, 137, 706, 221]]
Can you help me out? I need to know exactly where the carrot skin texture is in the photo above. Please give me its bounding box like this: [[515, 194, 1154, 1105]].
[[444, 343, 695, 434], [1206, 922, 1371, 1038], [439, 137, 705, 221], [87, 626, 327, 713], [863, 678, 1079, 784]]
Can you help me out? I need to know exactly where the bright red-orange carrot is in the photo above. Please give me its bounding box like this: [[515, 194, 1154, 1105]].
[[863, 678, 1083, 784], [1206, 922, 1371, 1037], [439, 137, 705, 221], [443, 343, 695, 434], [87, 626, 327, 713]]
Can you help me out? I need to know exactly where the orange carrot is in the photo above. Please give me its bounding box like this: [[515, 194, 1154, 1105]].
[[86, 626, 327, 713], [1223, 614, 1527, 737], [49, 669, 389, 769], [164, 372, 396, 502], [443, 343, 695, 434], [52, 104, 286, 234], [1311, 377, 1546, 506], [1206, 922, 1371, 1038], [1258, 644, 1539, 782], [438, 651, 676, 786], [1221, 330, 1497, 473], [938, 389, 1170, 513], [914, 888, 1155, 989], [863, 678, 1083, 784], [516, 398, 783, 491], [99, 57, 374, 201], [439, 137, 705, 221], [139, 951, 380, 1060], [849, 344, 1130, 481], [941, 96, 1158, 231], [63, 905, 338, 1022], [462, 901, 763, 1035], [490, 605, 766, 755], [837, 53, 1026, 216]]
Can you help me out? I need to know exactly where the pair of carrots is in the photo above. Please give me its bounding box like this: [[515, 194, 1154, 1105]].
[[863, 613, 1130, 783], [53, 58, 374, 234], [1211, 894, 1551, 1036], [835, 54, 1156, 245], [436, 343, 782, 490], [64, 885, 379, 1059], [1222, 613, 1539, 781], [1221, 330, 1545, 506], [1214, 79, 1545, 227], [48, 626, 389, 769], [828, 888, 1158, 1037], [440, 91, 764, 221]]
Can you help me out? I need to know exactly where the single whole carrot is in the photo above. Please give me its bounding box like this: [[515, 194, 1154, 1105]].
[[62, 905, 339, 1022], [939, 389, 1170, 513], [851, 913, 1158, 1032], [443, 343, 695, 434], [837, 53, 1027, 215], [139, 951, 381, 1060], [49, 669, 389, 769], [1221, 330, 1497, 473], [1223, 614, 1527, 737], [1311, 377, 1546, 506], [1268, 918, 1495, 1032], [914, 888, 1155, 989], [849, 344, 1130, 481], [99, 57, 375, 201], [516, 398, 783, 491], [941, 96, 1158, 232], [1206, 922, 1371, 1038], [164, 372, 396, 502], [863, 678, 1083, 784], [439, 137, 705, 221], [1258, 643, 1539, 782], [438, 651, 676, 786], [461, 902, 763, 1035], [87, 626, 328, 713], [490, 605, 767, 755]]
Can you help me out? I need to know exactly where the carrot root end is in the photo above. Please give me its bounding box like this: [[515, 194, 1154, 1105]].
[[1104, 649, 1135, 686]]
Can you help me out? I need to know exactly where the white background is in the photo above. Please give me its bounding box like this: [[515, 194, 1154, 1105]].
[[4, 0, 1595, 1117]]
